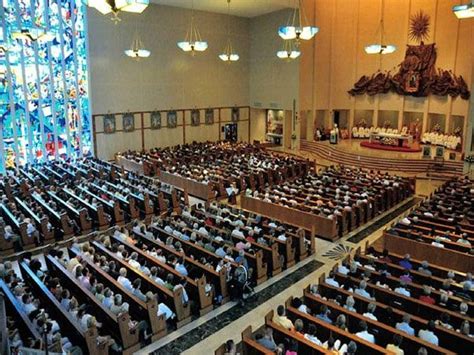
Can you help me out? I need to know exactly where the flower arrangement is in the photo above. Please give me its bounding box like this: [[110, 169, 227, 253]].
[[465, 155, 474, 164]]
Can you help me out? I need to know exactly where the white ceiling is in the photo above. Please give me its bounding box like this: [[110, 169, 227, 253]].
[[149, 0, 293, 18]]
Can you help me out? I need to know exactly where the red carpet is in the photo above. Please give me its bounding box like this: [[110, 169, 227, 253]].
[[360, 141, 422, 153]]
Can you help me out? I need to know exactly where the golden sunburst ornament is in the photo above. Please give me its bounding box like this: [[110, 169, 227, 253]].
[[409, 11, 430, 43]]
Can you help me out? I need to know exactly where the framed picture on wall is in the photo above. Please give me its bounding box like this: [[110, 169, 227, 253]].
[[435, 146, 445, 158], [123, 113, 135, 132], [205, 108, 214, 125], [103, 114, 116, 134], [150, 111, 161, 130], [231, 107, 239, 122], [449, 152, 456, 160], [422, 145, 431, 159], [191, 109, 200, 126], [167, 110, 177, 128]]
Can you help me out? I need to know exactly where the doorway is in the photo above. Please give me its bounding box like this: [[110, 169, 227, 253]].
[[224, 123, 238, 142]]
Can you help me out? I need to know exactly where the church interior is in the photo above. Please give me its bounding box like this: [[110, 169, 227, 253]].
[[0, 0, 473, 354]]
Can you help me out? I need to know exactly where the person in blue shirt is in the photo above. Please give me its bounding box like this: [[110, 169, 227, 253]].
[[316, 304, 333, 324], [235, 250, 249, 271], [396, 313, 415, 336], [398, 254, 413, 270]]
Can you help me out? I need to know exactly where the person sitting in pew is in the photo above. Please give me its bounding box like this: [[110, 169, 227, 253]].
[[386, 333, 404, 355], [394, 281, 411, 297], [256, 326, 280, 351], [417, 261, 432, 276], [273, 305, 294, 330], [362, 302, 377, 321], [316, 304, 333, 324], [417, 320, 438, 346], [325, 271, 340, 288], [398, 254, 412, 270], [418, 286, 435, 305], [304, 323, 322, 345], [355, 320, 375, 343], [396, 313, 415, 336], [117, 267, 134, 292], [354, 280, 374, 300]]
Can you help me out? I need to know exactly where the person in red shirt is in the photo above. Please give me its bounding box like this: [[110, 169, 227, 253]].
[[419, 286, 436, 305]]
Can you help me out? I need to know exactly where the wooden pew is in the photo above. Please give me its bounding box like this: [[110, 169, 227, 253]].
[[382, 232, 474, 273], [47, 192, 92, 234], [31, 193, 74, 237], [91, 241, 192, 327], [90, 183, 139, 220], [170, 222, 268, 285], [77, 186, 125, 226], [45, 255, 141, 354], [241, 195, 338, 241], [67, 247, 167, 341], [14, 196, 54, 243], [63, 189, 109, 230], [19, 261, 109, 355], [0, 204, 29, 247], [239, 326, 275, 355], [135, 229, 230, 303], [331, 272, 472, 328], [264, 311, 346, 355], [312, 284, 473, 354], [110, 234, 213, 316], [0, 279, 48, 350]]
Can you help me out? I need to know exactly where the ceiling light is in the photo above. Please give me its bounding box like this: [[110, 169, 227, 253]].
[[279, 0, 319, 42], [178, 0, 208, 55], [364, 0, 396, 55], [276, 39, 300, 61], [85, 0, 149, 20], [115, 0, 148, 13], [364, 44, 396, 55], [219, 0, 239, 62], [453, 1, 474, 19], [125, 39, 151, 59]]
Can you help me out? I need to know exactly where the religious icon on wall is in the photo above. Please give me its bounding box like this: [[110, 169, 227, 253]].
[[123, 113, 135, 132], [422, 145, 432, 159], [103, 114, 116, 134], [231, 107, 239, 122], [167, 110, 177, 128], [150, 111, 161, 130], [205, 108, 214, 125], [348, 11, 470, 100], [435, 146, 445, 158], [191, 109, 200, 126]]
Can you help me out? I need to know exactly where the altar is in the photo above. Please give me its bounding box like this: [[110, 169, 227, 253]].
[[369, 132, 413, 147]]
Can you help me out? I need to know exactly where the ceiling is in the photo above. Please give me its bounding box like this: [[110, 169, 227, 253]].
[[149, 0, 293, 18]]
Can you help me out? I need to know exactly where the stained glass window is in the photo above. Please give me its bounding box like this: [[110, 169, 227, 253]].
[[0, 0, 92, 173]]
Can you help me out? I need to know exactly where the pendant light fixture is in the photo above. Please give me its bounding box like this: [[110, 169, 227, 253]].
[[85, 0, 149, 22], [219, 0, 239, 62], [364, 0, 396, 54], [276, 39, 301, 61], [453, 0, 474, 19], [125, 37, 150, 59], [278, 0, 319, 42], [177, 0, 208, 55]]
